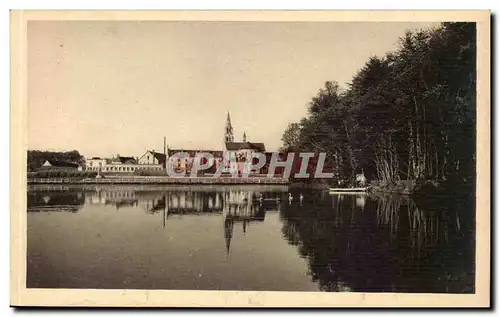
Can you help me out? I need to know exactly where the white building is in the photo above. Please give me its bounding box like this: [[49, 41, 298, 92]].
[[85, 155, 163, 173]]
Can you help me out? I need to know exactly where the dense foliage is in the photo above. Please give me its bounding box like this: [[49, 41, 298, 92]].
[[27, 150, 84, 171], [281, 22, 476, 185]]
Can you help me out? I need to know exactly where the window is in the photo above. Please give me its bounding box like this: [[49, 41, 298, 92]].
[[90, 162, 93, 167]]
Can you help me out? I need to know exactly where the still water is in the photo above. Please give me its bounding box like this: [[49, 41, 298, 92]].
[[27, 185, 475, 293]]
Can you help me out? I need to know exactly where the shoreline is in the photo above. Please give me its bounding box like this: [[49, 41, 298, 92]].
[[27, 176, 289, 185]]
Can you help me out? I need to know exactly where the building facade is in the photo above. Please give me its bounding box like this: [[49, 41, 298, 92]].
[[166, 149, 223, 174], [138, 150, 166, 166]]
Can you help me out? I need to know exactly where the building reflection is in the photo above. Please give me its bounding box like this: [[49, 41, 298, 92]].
[[83, 187, 283, 256], [30, 186, 285, 257], [80, 187, 282, 230], [27, 185, 475, 293], [166, 191, 223, 214], [279, 191, 475, 293]]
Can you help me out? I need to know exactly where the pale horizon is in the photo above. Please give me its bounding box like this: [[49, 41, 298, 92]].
[[28, 21, 438, 159]]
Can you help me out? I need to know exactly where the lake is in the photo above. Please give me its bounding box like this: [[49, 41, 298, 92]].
[[26, 185, 475, 293]]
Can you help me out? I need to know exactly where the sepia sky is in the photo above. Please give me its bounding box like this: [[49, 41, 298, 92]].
[[28, 21, 438, 158]]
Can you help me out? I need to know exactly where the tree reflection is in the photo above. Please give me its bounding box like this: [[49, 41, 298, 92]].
[[279, 191, 475, 293]]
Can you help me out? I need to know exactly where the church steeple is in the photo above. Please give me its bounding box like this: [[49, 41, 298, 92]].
[[224, 111, 234, 143]]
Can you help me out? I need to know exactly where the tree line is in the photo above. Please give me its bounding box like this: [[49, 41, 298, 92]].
[[281, 22, 476, 186]]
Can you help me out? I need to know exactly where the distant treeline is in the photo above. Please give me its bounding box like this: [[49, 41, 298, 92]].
[[27, 150, 84, 171], [281, 22, 476, 185]]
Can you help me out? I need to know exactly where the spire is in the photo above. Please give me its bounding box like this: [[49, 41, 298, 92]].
[[224, 111, 234, 143], [243, 131, 247, 142]]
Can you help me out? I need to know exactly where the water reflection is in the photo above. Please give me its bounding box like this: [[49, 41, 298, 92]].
[[27, 185, 474, 293], [280, 190, 475, 293]]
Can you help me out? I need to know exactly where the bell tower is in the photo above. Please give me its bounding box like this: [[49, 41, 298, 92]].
[[224, 111, 234, 143]]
